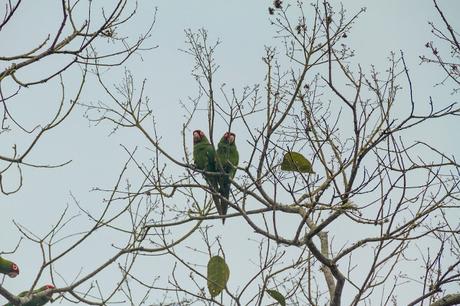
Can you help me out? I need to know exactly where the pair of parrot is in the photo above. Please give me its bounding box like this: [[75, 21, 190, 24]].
[[193, 130, 239, 224], [1, 256, 54, 306]]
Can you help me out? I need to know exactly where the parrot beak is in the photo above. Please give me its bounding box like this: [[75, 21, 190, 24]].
[[227, 133, 235, 144], [193, 130, 202, 143], [8, 264, 19, 277], [45, 284, 55, 296]]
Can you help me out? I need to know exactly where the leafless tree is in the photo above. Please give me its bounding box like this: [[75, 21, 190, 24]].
[[0, 0, 155, 195], [1, 0, 156, 304], [1, 1, 459, 306], [421, 0, 460, 94]]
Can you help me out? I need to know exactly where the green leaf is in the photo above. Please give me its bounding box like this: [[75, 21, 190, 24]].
[[207, 255, 230, 298], [281, 152, 314, 173], [266, 289, 286, 306]]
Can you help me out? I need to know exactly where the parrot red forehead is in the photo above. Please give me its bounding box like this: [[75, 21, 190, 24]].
[[193, 130, 204, 137], [45, 284, 55, 289], [193, 130, 206, 143], [224, 132, 235, 143]]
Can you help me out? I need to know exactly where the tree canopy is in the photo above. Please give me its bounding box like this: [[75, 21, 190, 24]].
[[1, 1, 459, 305]]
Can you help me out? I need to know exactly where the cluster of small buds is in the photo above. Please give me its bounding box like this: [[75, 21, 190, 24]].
[[268, 0, 282, 15]]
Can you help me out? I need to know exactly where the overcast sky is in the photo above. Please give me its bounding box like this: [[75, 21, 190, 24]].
[[1, 1, 460, 304]]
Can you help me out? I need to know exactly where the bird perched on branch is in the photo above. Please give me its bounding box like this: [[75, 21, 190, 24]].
[[216, 131, 239, 224], [4, 284, 54, 306], [0, 256, 19, 278], [193, 130, 224, 218]]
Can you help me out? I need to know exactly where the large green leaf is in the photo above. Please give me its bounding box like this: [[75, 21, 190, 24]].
[[281, 152, 314, 173], [266, 289, 286, 306], [207, 255, 230, 298]]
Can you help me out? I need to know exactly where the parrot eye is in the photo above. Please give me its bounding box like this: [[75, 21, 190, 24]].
[[193, 130, 202, 140], [12, 264, 18, 271]]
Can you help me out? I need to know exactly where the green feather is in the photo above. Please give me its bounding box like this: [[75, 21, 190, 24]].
[[0, 256, 19, 278], [193, 130, 223, 217], [4, 285, 54, 306], [216, 132, 239, 224]]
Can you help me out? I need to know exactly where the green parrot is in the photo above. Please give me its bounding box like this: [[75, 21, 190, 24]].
[[0, 256, 19, 278], [193, 130, 223, 218], [216, 132, 239, 224], [4, 284, 54, 306]]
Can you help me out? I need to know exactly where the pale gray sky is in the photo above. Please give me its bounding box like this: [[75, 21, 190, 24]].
[[1, 1, 459, 305]]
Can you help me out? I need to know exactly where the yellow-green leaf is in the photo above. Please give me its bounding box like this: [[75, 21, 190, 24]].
[[266, 289, 286, 306], [281, 152, 314, 173], [207, 255, 230, 298]]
